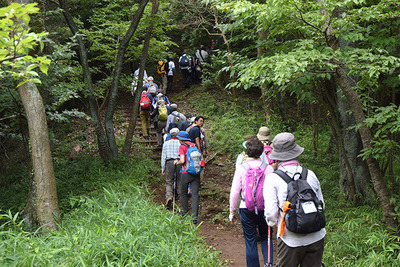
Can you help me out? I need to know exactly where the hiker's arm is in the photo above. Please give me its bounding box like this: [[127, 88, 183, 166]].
[[263, 174, 279, 227], [175, 154, 185, 165], [195, 137, 201, 151]]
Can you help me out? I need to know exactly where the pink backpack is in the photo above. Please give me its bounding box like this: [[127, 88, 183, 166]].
[[241, 162, 267, 214], [263, 144, 274, 165]]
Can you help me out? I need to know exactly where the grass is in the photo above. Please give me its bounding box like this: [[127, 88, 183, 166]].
[[0, 154, 221, 266], [0, 187, 220, 266]]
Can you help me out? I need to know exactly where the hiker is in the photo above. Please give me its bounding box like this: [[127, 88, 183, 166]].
[[229, 138, 274, 267], [179, 113, 193, 132], [263, 132, 326, 267], [166, 56, 175, 93], [156, 59, 168, 94], [161, 128, 181, 209], [256, 126, 275, 166], [163, 123, 178, 142], [174, 131, 203, 224], [151, 94, 171, 147], [179, 53, 192, 89], [195, 45, 209, 66], [188, 116, 209, 156], [130, 67, 148, 95], [190, 53, 201, 83], [165, 104, 186, 133], [139, 89, 153, 139], [145, 76, 159, 97], [235, 134, 257, 168], [151, 91, 170, 110]]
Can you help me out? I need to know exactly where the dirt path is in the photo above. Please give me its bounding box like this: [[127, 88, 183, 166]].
[[124, 78, 275, 266]]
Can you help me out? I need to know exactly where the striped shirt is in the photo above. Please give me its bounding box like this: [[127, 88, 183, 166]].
[[161, 138, 180, 171]]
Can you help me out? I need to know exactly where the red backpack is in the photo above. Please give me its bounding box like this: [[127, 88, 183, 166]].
[[140, 92, 151, 110]]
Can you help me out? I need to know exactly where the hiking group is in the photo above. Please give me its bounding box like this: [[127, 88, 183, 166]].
[[229, 127, 326, 267], [134, 52, 325, 267]]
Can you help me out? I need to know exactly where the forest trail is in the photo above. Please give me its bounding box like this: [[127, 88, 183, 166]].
[[121, 79, 277, 266]]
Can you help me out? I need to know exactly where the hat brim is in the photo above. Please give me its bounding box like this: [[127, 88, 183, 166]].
[[269, 145, 304, 161], [257, 134, 273, 141], [177, 136, 191, 141], [242, 141, 247, 149]]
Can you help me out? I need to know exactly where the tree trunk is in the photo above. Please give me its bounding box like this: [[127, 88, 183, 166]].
[[18, 81, 60, 233], [123, 0, 159, 155], [334, 66, 398, 228], [335, 89, 370, 202], [59, 0, 113, 161], [105, 0, 150, 157]]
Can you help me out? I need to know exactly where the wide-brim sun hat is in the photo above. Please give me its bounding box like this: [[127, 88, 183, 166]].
[[170, 128, 179, 137], [269, 132, 304, 161], [176, 131, 191, 141], [257, 126, 273, 141]]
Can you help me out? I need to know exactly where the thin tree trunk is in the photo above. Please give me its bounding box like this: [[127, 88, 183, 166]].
[[18, 81, 60, 233], [8, 0, 60, 233], [123, 0, 159, 155], [105, 0, 150, 157], [334, 66, 398, 228], [59, 0, 113, 161], [311, 102, 318, 158]]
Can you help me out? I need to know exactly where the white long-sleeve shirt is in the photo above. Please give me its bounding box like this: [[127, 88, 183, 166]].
[[263, 160, 326, 247]]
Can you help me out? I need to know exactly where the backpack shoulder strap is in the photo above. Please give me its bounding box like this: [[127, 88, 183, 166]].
[[242, 162, 250, 171], [300, 167, 308, 180], [260, 162, 267, 171], [274, 169, 293, 184]]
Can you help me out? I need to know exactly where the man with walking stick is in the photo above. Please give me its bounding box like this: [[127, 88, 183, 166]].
[[161, 128, 181, 209]]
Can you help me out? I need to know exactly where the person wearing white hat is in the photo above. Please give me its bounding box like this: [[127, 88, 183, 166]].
[[161, 128, 181, 209], [263, 132, 325, 267]]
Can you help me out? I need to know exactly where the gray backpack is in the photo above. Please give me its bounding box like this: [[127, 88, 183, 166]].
[[275, 168, 326, 234]]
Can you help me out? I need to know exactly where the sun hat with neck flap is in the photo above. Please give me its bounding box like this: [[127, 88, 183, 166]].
[[269, 132, 304, 161]]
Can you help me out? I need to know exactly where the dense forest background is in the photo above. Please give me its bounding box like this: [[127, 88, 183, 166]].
[[1, 0, 400, 266]]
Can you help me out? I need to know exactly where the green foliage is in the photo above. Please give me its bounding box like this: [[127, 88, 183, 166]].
[[0, 3, 50, 86], [0, 188, 221, 266]]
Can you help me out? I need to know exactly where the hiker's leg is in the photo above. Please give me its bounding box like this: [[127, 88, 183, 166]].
[[167, 75, 173, 93], [157, 121, 167, 146], [164, 160, 175, 200], [276, 238, 304, 267], [190, 174, 200, 221], [239, 208, 260, 267], [300, 238, 324, 267], [256, 211, 272, 265], [175, 166, 181, 200], [180, 173, 190, 216]]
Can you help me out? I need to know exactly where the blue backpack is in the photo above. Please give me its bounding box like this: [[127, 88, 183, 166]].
[[182, 143, 203, 175]]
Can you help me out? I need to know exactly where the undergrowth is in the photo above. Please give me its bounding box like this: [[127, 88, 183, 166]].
[[0, 154, 221, 266]]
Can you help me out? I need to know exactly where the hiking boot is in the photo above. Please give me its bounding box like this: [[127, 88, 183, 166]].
[[165, 197, 173, 210]]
